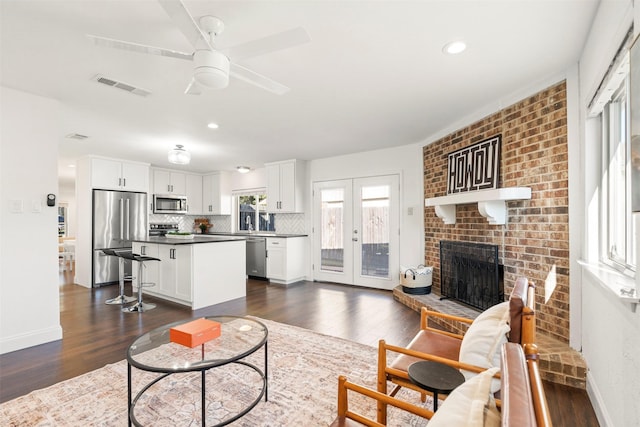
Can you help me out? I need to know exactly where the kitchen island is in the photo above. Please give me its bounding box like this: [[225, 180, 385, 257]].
[[132, 235, 246, 310]]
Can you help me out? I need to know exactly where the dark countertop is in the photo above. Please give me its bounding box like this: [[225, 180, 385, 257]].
[[133, 235, 247, 245], [205, 232, 308, 238]]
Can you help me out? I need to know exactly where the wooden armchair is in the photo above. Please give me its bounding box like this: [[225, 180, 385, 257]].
[[377, 277, 536, 423], [330, 341, 550, 427], [329, 375, 434, 427]]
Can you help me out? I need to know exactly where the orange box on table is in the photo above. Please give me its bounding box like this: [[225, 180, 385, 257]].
[[170, 318, 221, 348]]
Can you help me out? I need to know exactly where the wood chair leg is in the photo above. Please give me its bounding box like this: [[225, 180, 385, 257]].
[[377, 339, 388, 424]]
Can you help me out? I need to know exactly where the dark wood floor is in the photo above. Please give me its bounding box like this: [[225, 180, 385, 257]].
[[0, 269, 599, 426]]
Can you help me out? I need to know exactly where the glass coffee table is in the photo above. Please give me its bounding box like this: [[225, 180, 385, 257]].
[[127, 316, 268, 426]]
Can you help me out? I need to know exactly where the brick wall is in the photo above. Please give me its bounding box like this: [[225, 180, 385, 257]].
[[423, 81, 569, 344]]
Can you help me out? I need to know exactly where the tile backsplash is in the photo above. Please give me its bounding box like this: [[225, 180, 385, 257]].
[[149, 213, 305, 234], [274, 213, 305, 234]]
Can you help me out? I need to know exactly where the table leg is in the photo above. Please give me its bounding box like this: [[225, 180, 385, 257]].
[[127, 363, 132, 427], [201, 370, 206, 426], [433, 391, 438, 411], [200, 343, 206, 426], [264, 340, 269, 401]]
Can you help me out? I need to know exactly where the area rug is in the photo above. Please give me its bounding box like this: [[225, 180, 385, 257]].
[[0, 318, 431, 426]]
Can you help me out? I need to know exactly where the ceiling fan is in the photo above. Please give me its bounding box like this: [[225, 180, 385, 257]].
[[88, 0, 310, 95]]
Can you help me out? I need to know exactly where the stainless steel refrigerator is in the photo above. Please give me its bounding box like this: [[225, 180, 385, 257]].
[[92, 189, 147, 287]]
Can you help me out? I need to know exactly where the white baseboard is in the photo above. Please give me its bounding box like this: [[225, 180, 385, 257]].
[[0, 325, 63, 355], [586, 371, 614, 427]]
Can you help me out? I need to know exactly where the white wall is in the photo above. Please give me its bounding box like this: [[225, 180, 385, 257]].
[[229, 167, 266, 192], [0, 86, 63, 354], [578, 1, 640, 426], [308, 143, 425, 278]]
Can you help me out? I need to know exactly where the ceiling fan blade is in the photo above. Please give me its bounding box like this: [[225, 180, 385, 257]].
[[229, 63, 290, 95], [184, 78, 203, 95], [88, 34, 193, 61], [221, 27, 310, 61], [157, 0, 213, 51]]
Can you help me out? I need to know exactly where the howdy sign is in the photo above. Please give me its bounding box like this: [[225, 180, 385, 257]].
[[447, 135, 501, 194]]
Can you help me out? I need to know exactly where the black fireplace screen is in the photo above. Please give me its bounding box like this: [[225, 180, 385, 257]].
[[439, 240, 504, 311]]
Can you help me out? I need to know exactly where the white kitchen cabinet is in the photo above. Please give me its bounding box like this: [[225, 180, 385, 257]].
[[185, 173, 203, 214], [152, 169, 187, 195], [202, 172, 231, 214], [91, 157, 149, 192], [265, 159, 306, 213], [266, 237, 306, 285], [135, 242, 192, 305], [158, 244, 192, 303]]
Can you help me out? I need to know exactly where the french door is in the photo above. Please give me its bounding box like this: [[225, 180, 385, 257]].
[[313, 175, 399, 289]]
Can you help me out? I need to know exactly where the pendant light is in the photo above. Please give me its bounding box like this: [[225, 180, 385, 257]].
[[168, 145, 191, 165]]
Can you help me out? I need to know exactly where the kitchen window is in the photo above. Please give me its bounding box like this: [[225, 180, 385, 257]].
[[595, 30, 636, 273], [235, 190, 275, 232]]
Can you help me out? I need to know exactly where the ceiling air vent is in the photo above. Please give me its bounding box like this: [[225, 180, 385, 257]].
[[66, 133, 89, 140], [92, 74, 151, 97]]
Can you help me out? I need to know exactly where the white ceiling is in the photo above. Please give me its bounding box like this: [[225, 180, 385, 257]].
[[1, 0, 599, 187]]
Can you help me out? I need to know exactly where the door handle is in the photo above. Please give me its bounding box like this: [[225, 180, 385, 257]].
[[119, 198, 124, 240], [125, 198, 130, 240], [352, 237, 358, 242]]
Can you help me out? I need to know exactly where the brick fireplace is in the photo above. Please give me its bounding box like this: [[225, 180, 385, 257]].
[[394, 80, 586, 388], [423, 81, 570, 344]]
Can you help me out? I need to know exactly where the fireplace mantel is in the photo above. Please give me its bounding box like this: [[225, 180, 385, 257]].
[[424, 187, 531, 225]]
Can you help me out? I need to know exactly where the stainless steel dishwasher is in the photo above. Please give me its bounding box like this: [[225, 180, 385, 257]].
[[246, 237, 267, 278]]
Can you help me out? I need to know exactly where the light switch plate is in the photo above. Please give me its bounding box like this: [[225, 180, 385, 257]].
[[9, 199, 23, 213]]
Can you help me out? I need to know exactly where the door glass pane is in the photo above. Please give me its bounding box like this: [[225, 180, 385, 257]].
[[360, 185, 389, 278], [320, 188, 344, 272]]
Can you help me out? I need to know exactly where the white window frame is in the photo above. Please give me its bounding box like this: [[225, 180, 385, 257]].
[[596, 42, 636, 275], [233, 189, 274, 233]]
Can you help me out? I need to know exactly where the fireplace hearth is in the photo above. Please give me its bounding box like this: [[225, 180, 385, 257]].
[[439, 240, 504, 311]]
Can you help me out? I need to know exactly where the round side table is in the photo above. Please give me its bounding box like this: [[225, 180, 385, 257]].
[[407, 360, 465, 411]]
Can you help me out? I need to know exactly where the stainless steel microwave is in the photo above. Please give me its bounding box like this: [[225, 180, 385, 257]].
[[153, 194, 188, 214]]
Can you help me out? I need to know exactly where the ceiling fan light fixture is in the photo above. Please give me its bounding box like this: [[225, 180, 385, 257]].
[[236, 166, 251, 174], [168, 145, 191, 165], [194, 50, 230, 89]]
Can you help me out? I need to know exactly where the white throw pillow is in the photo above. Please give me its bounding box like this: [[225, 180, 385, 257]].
[[428, 367, 500, 427], [458, 301, 510, 393]]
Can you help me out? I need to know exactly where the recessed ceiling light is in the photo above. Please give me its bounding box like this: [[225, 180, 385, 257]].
[[443, 41, 467, 55], [68, 164, 76, 168], [207, 122, 219, 129], [236, 166, 251, 174]]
